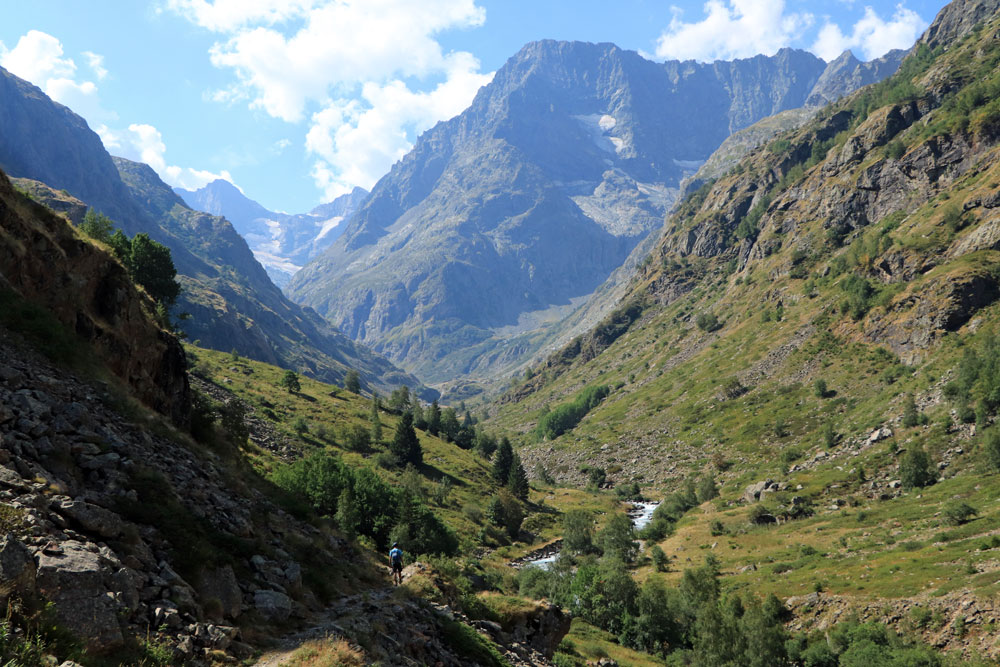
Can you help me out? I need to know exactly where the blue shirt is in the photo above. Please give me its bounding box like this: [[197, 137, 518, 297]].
[[389, 547, 403, 563]]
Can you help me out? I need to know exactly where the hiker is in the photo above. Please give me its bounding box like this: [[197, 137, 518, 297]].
[[389, 542, 404, 585]]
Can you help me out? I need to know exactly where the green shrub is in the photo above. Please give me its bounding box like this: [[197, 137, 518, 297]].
[[535, 385, 610, 440], [900, 446, 935, 489], [942, 501, 977, 526]]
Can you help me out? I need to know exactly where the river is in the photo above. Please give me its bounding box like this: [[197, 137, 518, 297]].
[[518, 500, 660, 570]]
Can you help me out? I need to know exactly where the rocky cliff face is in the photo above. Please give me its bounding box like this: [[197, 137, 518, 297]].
[[0, 170, 189, 425], [175, 181, 368, 287], [0, 328, 352, 662], [805, 49, 906, 107], [287, 40, 903, 386]]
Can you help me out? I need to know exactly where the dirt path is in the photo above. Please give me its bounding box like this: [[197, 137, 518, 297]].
[[252, 587, 396, 666]]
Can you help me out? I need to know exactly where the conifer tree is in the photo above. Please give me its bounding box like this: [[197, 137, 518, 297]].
[[427, 400, 442, 436], [391, 412, 422, 466], [492, 437, 514, 485], [412, 401, 427, 430], [507, 452, 529, 500]]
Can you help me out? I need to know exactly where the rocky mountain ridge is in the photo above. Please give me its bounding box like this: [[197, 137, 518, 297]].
[[287, 39, 905, 389]]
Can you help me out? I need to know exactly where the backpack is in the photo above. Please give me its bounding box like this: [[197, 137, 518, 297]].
[[390, 548, 402, 566]]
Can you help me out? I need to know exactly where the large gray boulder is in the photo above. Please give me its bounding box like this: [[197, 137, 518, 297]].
[[0, 533, 35, 604], [198, 564, 243, 620], [35, 541, 135, 651]]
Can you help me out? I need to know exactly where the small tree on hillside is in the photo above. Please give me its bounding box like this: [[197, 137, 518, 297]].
[[507, 453, 529, 500], [492, 437, 514, 485], [127, 233, 182, 306], [900, 445, 934, 489], [902, 394, 920, 428], [391, 412, 422, 466], [696, 475, 719, 503], [344, 370, 361, 394], [79, 208, 114, 243], [440, 407, 460, 441], [389, 385, 411, 413], [562, 510, 594, 555], [280, 370, 301, 394], [426, 400, 442, 436], [599, 511, 639, 563]]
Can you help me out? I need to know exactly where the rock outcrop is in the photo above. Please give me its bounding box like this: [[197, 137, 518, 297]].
[[0, 168, 190, 425]]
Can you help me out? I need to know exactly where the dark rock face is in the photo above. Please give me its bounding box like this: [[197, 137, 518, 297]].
[[918, 0, 1000, 50], [0, 169, 191, 425], [0, 330, 339, 659], [289, 41, 899, 382]]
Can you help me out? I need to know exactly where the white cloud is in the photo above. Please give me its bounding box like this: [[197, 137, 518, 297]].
[[169, 0, 490, 198], [812, 5, 928, 61], [82, 51, 108, 80], [0, 30, 116, 125], [306, 52, 493, 198], [98, 123, 235, 191], [0, 30, 76, 83], [655, 0, 814, 62], [165, 0, 320, 32]]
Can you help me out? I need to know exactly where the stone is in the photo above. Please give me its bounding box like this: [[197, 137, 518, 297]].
[[197, 564, 243, 620], [35, 541, 126, 651], [0, 534, 36, 603], [254, 589, 292, 622], [55, 499, 123, 538], [743, 479, 774, 503], [867, 427, 893, 444]]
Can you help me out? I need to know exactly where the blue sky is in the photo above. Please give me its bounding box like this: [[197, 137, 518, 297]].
[[0, 0, 948, 213]]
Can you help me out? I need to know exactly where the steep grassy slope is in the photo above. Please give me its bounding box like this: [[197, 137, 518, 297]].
[[486, 0, 1000, 658]]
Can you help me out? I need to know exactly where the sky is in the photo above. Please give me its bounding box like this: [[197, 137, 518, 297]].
[[0, 0, 949, 213]]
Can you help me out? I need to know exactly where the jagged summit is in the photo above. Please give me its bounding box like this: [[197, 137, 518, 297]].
[[286, 39, 905, 387]]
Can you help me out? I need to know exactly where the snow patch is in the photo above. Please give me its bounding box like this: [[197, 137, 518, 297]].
[[573, 113, 624, 155], [314, 216, 344, 242], [672, 158, 705, 169]]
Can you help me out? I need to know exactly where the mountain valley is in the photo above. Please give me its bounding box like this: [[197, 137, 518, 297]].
[[3, 0, 1000, 665]]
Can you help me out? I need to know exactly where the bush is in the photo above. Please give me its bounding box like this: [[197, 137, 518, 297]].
[[813, 378, 828, 398], [562, 510, 594, 555], [650, 545, 669, 572], [535, 385, 610, 440], [696, 312, 722, 332], [900, 446, 935, 489], [985, 428, 1000, 471], [942, 501, 977, 526]]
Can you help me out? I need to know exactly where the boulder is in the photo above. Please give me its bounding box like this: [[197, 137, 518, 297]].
[[743, 479, 776, 503], [54, 499, 124, 538], [867, 427, 893, 444], [254, 589, 291, 622], [0, 533, 35, 604], [35, 541, 128, 651], [197, 564, 243, 620]]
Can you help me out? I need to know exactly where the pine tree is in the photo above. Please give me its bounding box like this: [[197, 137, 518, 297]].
[[507, 453, 529, 500], [412, 401, 427, 430], [279, 370, 300, 393], [492, 437, 514, 485], [391, 412, 422, 466], [344, 369, 361, 394], [427, 400, 442, 436]]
